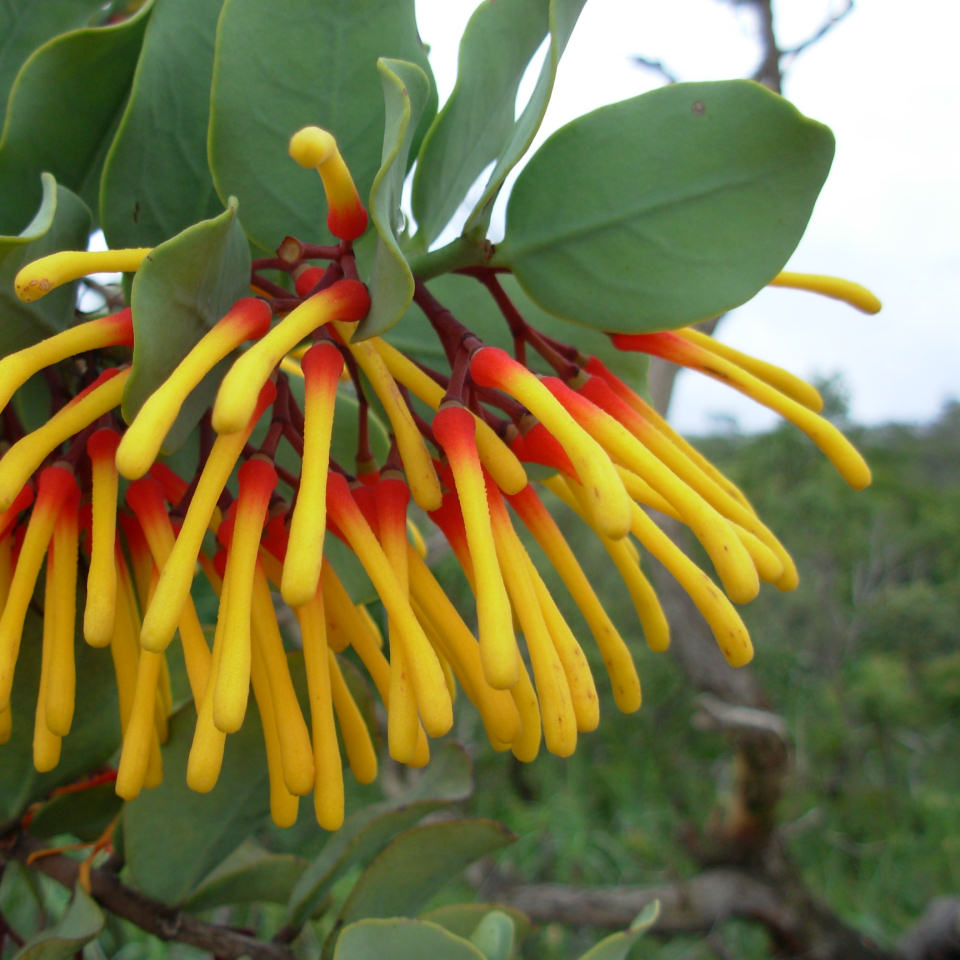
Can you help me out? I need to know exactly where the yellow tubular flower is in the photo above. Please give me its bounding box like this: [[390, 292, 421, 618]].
[[115, 649, 164, 800], [337, 327, 442, 511], [251, 564, 315, 796], [506, 485, 642, 714], [406, 545, 521, 746], [546, 377, 760, 605], [15, 249, 150, 302], [0, 465, 76, 712], [250, 637, 299, 828], [320, 558, 430, 775], [84, 430, 122, 646], [470, 346, 633, 541], [432, 405, 519, 689], [282, 342, 343, 607], [0, 368, 129, 512], [374, 338, 528, 495], [288, 126, 369, 241], [613, 332, 872, 490], [139, 382, 275, 653], [377, 475, 421, 764], [0, 310, 133, 413], [186, 576, 230, 794], [327, 473, 452, 737], [116, 298, 272, 479], [585, 356, 753, 510], [125, 479, 211, 707], [212, 280, 368, 435], [294, 592, 344, 830], [488, 490, 577, 758], [328, 650, 378, 785], [769, 271, 883, 314], [523, 552, 600, 733], [677, 328, 823, 411], [544, 475, 669, 657], [34, 561, 63, 772], [44, 490, 80, 737], [214, 458, 277, 733], [356, 604, 384, 651]]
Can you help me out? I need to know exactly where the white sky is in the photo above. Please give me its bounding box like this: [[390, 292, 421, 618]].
[[415, 0, 960, 433]]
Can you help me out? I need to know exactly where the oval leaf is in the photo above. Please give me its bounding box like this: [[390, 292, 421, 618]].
[[333, 819, 515, 929], [0, 1, 112, 129], [208, 0, 436, 253], [334, 918, 486, 960], [498, 80, 835, 332], [577, 901, 660, 960], [287, 742, 473, 927], [184, 841, 308, 911], [99, 0, 225, 248], [421, 902, 532, 946], [11, 887, 103, 960], [0, 174, 92, 355], [355, 58, 431, 340], [124, 198, 250, 452], [470, 910, 515, 960], [121, 702, 271, 905], [0, 2, 153, 234]]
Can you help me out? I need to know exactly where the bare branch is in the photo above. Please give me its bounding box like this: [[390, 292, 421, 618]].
[[628, 55, 680, 84], [2, 832, 294, 960]]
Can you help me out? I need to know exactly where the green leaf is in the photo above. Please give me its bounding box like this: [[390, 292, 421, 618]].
[[99, 0, 225, 249], [0, 174, 92, 355], [420, 903, 531, 945], [121, 702, 271, 905], [0, 862, 45, 944], [124, 198, 250, 453], [412, 0, 583, 247], [497, 80, 835, 333], [332, 819, 515, 928], [576, 901, 660, 960], [0, 2, 153, 234], [27, 782, 122, 843], [286, 742, 472, 927], [208, 0, 436, 253], [0, 614, 120, 828], [334, 918, 486, 960], [355, 58, 431, 340], [11, 886, 104, 960], [384, 272, 648, 396], [460, 0, 586, 241], [183, 841, 308, 911], [470, 910, 515, 960], [0, 1, 112, 130]]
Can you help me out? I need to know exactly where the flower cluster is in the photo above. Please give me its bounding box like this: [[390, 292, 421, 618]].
[[0, 127, 880, 829]]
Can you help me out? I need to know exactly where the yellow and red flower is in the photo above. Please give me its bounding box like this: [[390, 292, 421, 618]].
[[0, 125, 880, 829]]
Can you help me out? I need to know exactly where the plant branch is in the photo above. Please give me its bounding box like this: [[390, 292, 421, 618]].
[[2, 831, 294, 960]]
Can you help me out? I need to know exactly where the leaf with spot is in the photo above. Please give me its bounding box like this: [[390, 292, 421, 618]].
[[497, 81, 834, 332]]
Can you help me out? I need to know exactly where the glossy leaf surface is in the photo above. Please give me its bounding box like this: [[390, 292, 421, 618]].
[[334, 918, 486, 960]]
